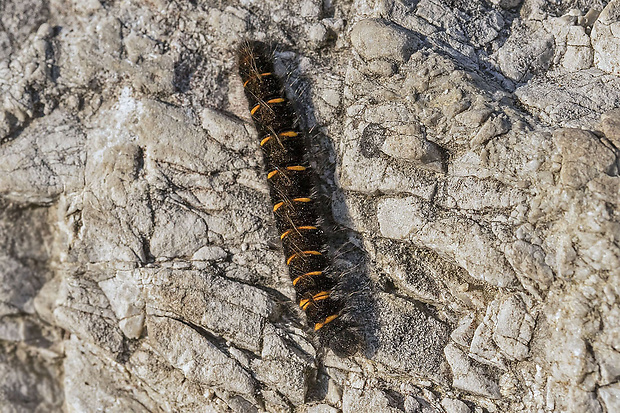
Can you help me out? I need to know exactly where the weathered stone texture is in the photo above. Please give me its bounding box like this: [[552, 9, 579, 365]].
[[1, 0, 619, 412]]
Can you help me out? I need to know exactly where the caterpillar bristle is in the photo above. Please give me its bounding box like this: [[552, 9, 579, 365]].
[[238, 40, 360, 356]]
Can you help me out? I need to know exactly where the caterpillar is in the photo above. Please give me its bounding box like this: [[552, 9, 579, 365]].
[[237, 40, 360, 356]]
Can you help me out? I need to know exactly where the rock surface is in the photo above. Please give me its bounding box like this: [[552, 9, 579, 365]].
[[1, 0, 619, 412]]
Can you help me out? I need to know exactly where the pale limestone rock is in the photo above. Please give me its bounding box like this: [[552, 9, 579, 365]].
[[599, 108, 620, 146], [2, 0, 620, 411], [307, 404, 339, 413], [150, 202, 209, 258], [438, 176, 526, 211], [343, 387, 406, 413], [0, 343, 62, 411], [380, 127, 445, 172], [441, 398, 471, 413], [419, 217, 517, 288], [363, 59, 396, 76], [140, 268, 274, 352], [201, 107, 255, 152], [377, 196, 425, 240], [561, 45, 593, 71], [552, 128, 616, 188], [493, 296, 535, 361], [454, 103, 493, 128], [374, 238, 442, 303], [0, 110, 85, 203], [98, 270, 145, 339], [373, 293, 450, 384], [147, 315, 258, 401], [598, 383, 620, 412], [444, 343, 501, 398], [0, 256, 40, 317], [64, 335, 156, 412], [594, 341, 620, 385], [126, 342, 207, 411], [377, 194, 516, 288], [350, 18, 419, 63], [450, 314, 476, 348], [53, 274, 125, 357], [191, 245, 228, 261], [505, 240, 554, 295], [515, 70, 620, 127], [469, 300, 507, 370], [591, 0, 620, 75], [496, 29, 555, 82], [251, 324, 314, 405], [308, 22, 329, 46], [470, 113, 510, 146]]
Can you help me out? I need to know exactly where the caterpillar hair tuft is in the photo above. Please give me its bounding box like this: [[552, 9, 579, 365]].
[[237, 40, 361, 357]]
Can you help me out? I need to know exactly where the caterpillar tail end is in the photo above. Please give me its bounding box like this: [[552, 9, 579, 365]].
[[316, 316, 364, 357]]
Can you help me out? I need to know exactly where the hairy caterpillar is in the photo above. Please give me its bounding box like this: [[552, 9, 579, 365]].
[[237, 41, 359, 356]]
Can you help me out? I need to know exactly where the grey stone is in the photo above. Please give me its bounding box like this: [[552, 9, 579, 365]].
[[376, 195, 517, 287], [98, 270, 145, 339], [147, 315, 258, 401], [374, 238, 443, 303], [0, 256, 40, 317], [140, 267, 274, 352], [505, 240, 554, 295], [552, 128, 616, 188], [491, 0, 521, 9], [591, 0, 620, 75], [593, 342, 620, 385], [350, 18, 419, 63], [0, 342, 63, 412], [444, 343, 501, 398], [546, 378, 604, 413], [470, 114, 510, 146], [599, 108, 620, 146], [515, 70, 620, 127], [377, 196, 425, 240], [437, 176, 526, 211], [0, 110, 86, 204], [598, 383, 620, 412], [372, 293, 450, 384], [2, 0, 619, 411], [53, 274, 125, 357], [127, 342, 209, 412], [496, 29, 555, 82], [441, 398, 471, 413], [380, 125, 445, 172], [251, 325, 313, 405], [469, 300, 507, 370], [363, 59, 397, 77], [561, 46, 593, 72], [150, 202, 209, 258], [454, 103, 494, 128], [343, 387, 403, 413], [338, 121, 438, 199], [451, 314, 476, 348], [307, 404, 339, 413], [64, 335, 157, 412], [493, 296, 535, 361], [420, 218, 517, 288]]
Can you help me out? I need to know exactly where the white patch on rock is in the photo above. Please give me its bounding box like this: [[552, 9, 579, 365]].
[[377, 196, 425, 239], [98, 270, 145, 339]]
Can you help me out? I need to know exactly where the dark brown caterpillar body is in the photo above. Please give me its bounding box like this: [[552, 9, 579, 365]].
[[238, 41, 359, 356]]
